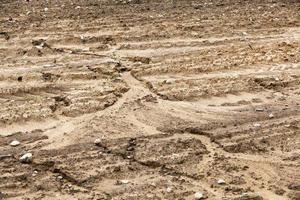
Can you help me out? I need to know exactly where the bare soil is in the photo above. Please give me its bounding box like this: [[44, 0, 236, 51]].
[[0, 0, 299, 199]]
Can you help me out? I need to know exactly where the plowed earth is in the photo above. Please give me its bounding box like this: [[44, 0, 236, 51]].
[[0, 0, 299, 199]]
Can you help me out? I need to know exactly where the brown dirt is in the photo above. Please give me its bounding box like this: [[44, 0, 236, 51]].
[[0, 0, 299, 199]]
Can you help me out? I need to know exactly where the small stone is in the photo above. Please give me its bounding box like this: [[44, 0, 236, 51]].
[[94, 138, 101, 146], [150, 182, 156, 187], [57, 175, 63, 180], [268, 113, 274, 118], [164, 79, 172, 84], [193, 4, 203, 9], [217, 179, 226, 184], [287, 183, 300, 191], [191, 31, 198, 37], [20, 153, 33, 163], [253, 123, 261, 128], [43, 64, 56, 68], [146, 193, 154, 198], [120, 180, 129, 184], [166, 187, 172, 193], [32, 170, 38, 177], [224, 193, 263, 200], [255, 108, 264, 112], [10, 140, 20, 147], [44, 7, 48, 12], [194, 192, 204, 199]]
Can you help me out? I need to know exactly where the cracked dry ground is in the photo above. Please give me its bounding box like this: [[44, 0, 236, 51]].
[[0, 0, 300, 199]]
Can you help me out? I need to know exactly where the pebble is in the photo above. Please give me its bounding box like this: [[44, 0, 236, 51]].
[[43, 64, 56, 68], [269, 113, 274, 118], [20, 153, 33, 163], [255, 108, 264, 112], [150, 182, 156, 187], [288, 183, 300, 190], [120, 180, 129, 184], [194, 192, 204, 199], [44, 7, 48, 12], [94, 138, 101, 146], [253, 123, 261, 128], [32, 170, 38, 177], [217, 179, 226, 184], [223, 193, 263, 200], [146, 194, 154, 198], [164, 79, 172, 84], [10, 140, 20, 147], [166, 187, 172, 193]]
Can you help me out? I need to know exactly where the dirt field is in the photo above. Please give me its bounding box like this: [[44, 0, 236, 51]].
[[0, 0, 299, 199]]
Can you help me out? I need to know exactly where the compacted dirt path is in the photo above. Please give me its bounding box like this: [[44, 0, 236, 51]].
[[0, 0, 300, 199]]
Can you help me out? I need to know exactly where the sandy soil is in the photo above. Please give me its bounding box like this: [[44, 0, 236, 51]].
[[0, 0, 299, 199]]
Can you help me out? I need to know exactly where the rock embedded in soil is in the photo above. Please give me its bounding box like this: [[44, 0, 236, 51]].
[[218, 179, 226, 184], [166, 187, 172, 193], [120, 180, 129, 184], [116, 180, 130, 185], [194, 192, 204, 199], [94, 138, 102, 146], [32, 170, 38, 177], [222, 193, 263, 200], [253, 123, 261, 128], [288, 183, 300, 191], [20, 153, 33, 163], [9, 140, 20, 147], [255, 108, 264, 112], [164, 79, 173, 84]]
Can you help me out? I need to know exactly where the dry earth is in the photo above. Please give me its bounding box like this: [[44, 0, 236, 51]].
[[0, 0, 300, 199]]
